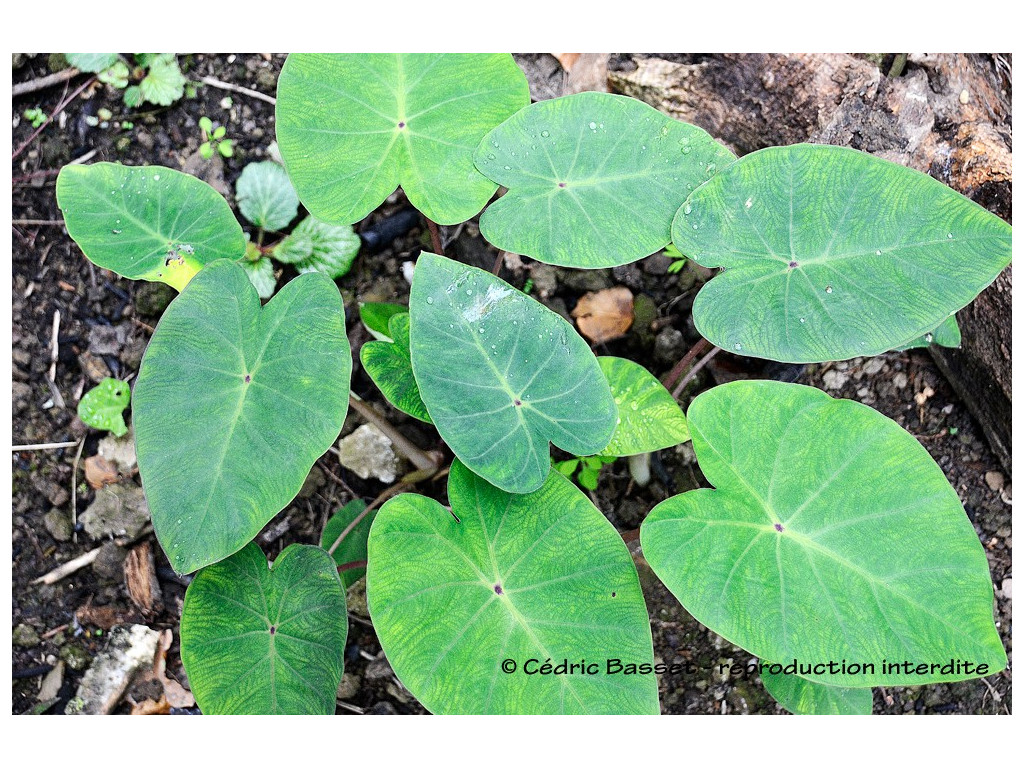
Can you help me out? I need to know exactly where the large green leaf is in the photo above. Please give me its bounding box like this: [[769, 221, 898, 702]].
[[236, 161, 300, 231], [640, 380, 1006, 686], [761, 667, 872, 715], [320, 499, 376, 588], [56, 163, 246, 291], [598, 356, 689, 456], [276, 53, 530, 225], [896, 314, 962, 351], [180, 543, 347, 714], [673, 144, 1012, 362], [409, 252, 617, 494], [475, 92, 735, 267], [366, 460, 658, 714], [360, 313, 431, 423], [134, 260, 351, 574]]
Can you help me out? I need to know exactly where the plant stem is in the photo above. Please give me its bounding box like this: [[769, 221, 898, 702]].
[[326, 482, 409, 556], [887, 54, 908, 78], [336, 559, 368, 573], [12, 75, 96, 161], [425, 218, 444, 256], [672, 346, 721, 399], [661, 337, 710, 392], [348, 394, 438, 472]]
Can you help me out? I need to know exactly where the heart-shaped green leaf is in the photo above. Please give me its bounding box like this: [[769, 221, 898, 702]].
[[598, 356, 689, 456], [896, 314, 961, 351], [271, 216, 361, 280], [359, 301, 407, 340], [366, 460, 658, 714], [65, 53, 120, 73], [475, 92, 735, 267], [276, 53, 530, 225], [321, 500, 376, 588], [360, 313, 431, 423], [761, 666, 872, 715], [673, 144, 1012, 362], [180, 542, 347, 714], [56, 163, 246, 291], [138, 54, 185, 106], [77, 377, 131, 437], [410, 252, 617, 494], [133, 260, 351, 574], [640, 380, 1006, 686], [236, 161, 299, 231]]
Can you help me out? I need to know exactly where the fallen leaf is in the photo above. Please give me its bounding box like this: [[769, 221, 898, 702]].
[[131, 696, 170, 715], [572, 286, 634, 344], [153, 629, 196, 708], [551, 53, 581, 72], [85, 454, 120, 489], [124, 541, 164, 616], [76, 600, 130, 630]]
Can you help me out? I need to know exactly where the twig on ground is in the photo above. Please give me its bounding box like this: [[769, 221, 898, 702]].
[[12, 67, 81, 97], [46, 310, 66, 409], [32, 547, 101, 585], [672, 346, 722, 399], [12, 75, 97, 161], [70, 438, 85, 544], [11, 441, 80, 451], [199, 75, 277, 105], [348, 394, 439, 473], [12, 220, 67, 227], [661, 337, 711, 392]]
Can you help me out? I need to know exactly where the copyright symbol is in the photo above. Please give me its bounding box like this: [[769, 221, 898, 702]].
[[502, 659, 516, 674]]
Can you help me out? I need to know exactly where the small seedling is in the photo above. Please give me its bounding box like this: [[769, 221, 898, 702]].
[[22, 107, 47, 128], [553, 454, 617, 491], [56, 52, 1010, 717], [199, 115, 233, 159], [65, 53, 186, 108]]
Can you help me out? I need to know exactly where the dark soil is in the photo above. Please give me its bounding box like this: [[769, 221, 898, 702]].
[[10, 53, 1011, 715]]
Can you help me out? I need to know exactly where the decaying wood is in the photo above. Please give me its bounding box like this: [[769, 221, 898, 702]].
[[124, 540, 164, 617], [610, 54, 1012, 472]]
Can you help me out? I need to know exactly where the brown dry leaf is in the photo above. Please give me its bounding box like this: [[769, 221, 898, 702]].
[[124, 541, 164, 617], [84, 454, 120, 489], [131, 696, 171, 715], [76, 600, 130, 631], [566, 54, 610, 94], [551, 53, 582, 72], [153, 629, 195, 708], [572, 286, 634, 344]]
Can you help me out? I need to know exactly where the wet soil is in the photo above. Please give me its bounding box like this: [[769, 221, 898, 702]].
[[10, 53, 1011, 715]]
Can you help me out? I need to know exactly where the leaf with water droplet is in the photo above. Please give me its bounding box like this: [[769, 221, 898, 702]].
[[78, 377, 131, 437], [895, 313, 962, 351], [597, 357, 689, 456], [673, 144, 1011, 363], [641, 380, 1006, 686], [475, 92, 734, 268]]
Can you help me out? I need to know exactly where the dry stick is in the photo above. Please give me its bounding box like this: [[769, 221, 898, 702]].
[[671, 346, 722, 399], [12, 148, 98, 185], [326, 483, 410, 556], [11, 219, 67, 227], [425, 218, 444, 256], [47, 310, 66, 409], [11, 441, 79, 451], [347, 394, 438, 472], [199, 75, 277, 106], [12, 75, 96, 161], [660, 337, 711, 392], [12, 67, 81, 97], [70, 438, 85, 544], [32, 547, 101, 585]]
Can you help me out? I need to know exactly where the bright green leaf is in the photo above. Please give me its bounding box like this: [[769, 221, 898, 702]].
[[97, 60, 130, 89], [77, 377, 130, 437], [598, 356, 690, 456], [212, 125, 227, 140], [218, 140, 234, 158], [475, 92, 735, 267], [65, 53, 120, 73], [410, 252, 617, 494], [199, 142, 214, 160], [236, 161, 300, 231], [199, 116, 213, 135], [138, 53, 185, 106], [896, 314, 962, 351], [56, 163, 246, 292], [359, 301, 407, 340], [366, 460, 659, 714], [360, 313, 431, 423], [180, 542, 347, 714], [320, 500, 376, 587], [133, 261, 351, 574], [239, 255, 276, 299], [761, 666, 872, 715], [553, 458, 579, 477], [640, 380, 1006, 686], [673, 144, 1012, 363], [122, 86, 143, 108], [272, 216, 360, 279], [276, 53, 530, 225]]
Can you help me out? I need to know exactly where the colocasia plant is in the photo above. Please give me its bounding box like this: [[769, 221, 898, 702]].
[[56, 53, 1010, 715]]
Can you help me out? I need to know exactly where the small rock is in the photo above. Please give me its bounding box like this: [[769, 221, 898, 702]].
[[336, 424, 399, 483], [98, 427, 137, 473], [653, 327, 685, 366], [92, 541, 129, 582], [559, 267, 613, 293], [528, 263, 558, 299], [365, 655, 394, 680], [337, 673, 361, 700], [367, 701, 397, 715], [612, 263, 644, 290], [60, 642, 92, 672], [88, 324, 125, 357], [984, 471, 1005, 492], [12, 381, 32, 411], [77, 352, 112, 383], [13, 623, 40, 648], [80, 484, 150, 540], [43, 507, 74, 542], [862, 357, 885, 376], [893, 372, 909, 389], [65, 624, 160, 715], [642, 253, 673, 276], [38, 661, 64, 701], [1001, 578, 1011, 600], [822, 370, 849, 391]]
